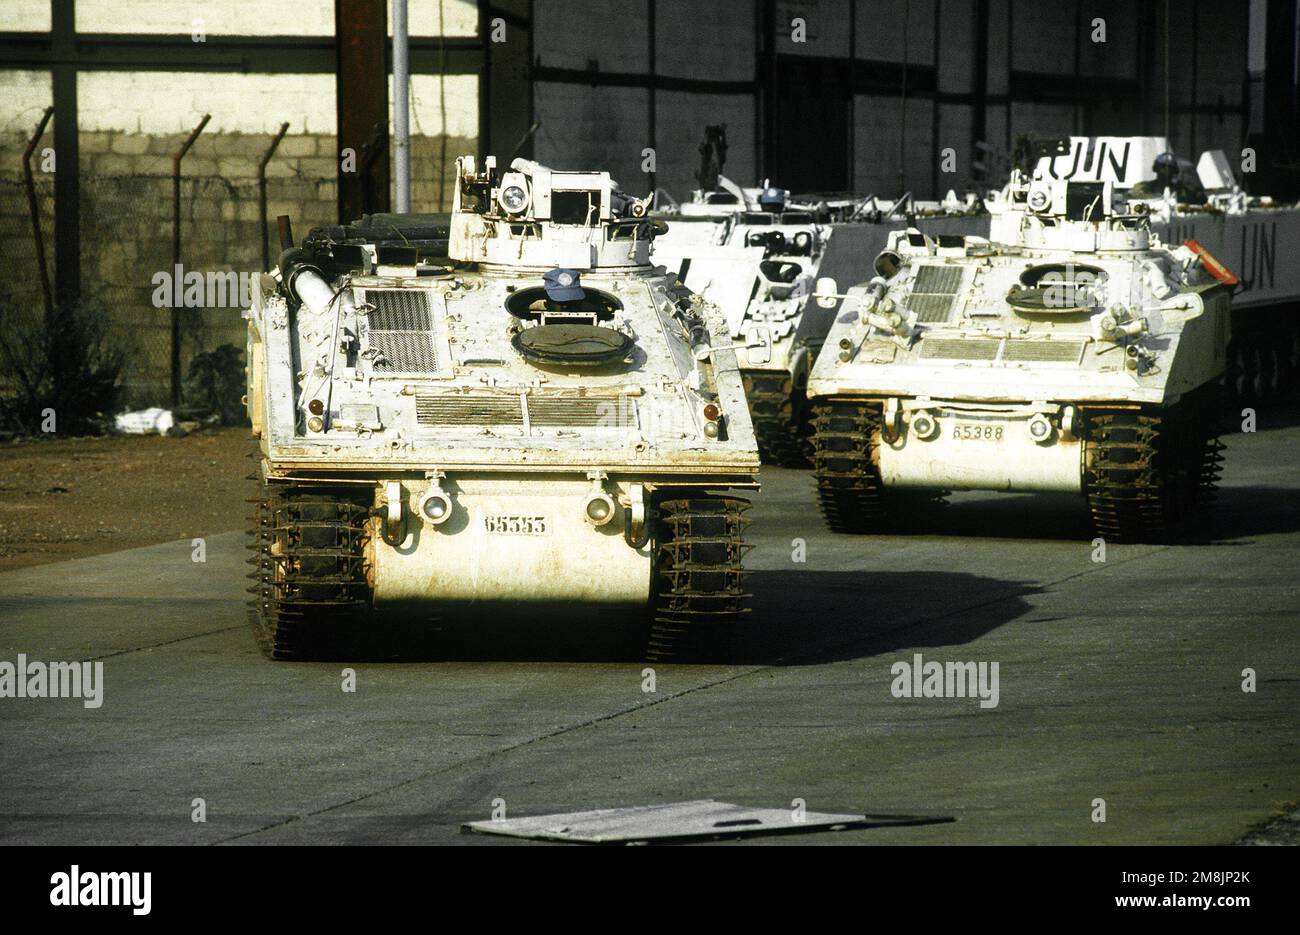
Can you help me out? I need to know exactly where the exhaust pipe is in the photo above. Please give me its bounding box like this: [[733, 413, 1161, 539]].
[[277, 247, 345, 318]]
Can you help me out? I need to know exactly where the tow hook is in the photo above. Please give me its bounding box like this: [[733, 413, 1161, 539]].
[[624, 483, 651, 549], [377, 480, 406, 547], [883, 397, 902, 441]]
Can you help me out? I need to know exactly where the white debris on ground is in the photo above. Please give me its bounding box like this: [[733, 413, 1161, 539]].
[[113, 408, 175, 435]]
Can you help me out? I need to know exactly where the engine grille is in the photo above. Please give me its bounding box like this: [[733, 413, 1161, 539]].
[[913, 265, 963, 294], [528, 397, 637, 427], [918, 336, 1087, 364], [910, 293, 957, 323], [361, 289, 441, 373], [369, 332, 440, 373], [908, 265, 963, 324], [1001, 339, 1086, 363], [417, 395, 522, 425], [415, 394, 638, 429], [919, 337, 1000, 361], [366, 289, 433, 330]]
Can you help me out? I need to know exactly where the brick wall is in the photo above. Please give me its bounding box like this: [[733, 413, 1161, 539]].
[[1, 125, 474, 407], [0, 60, 476, 407], [0, 0, 477, 37]]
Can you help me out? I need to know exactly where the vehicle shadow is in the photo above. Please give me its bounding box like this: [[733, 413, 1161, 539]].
[[838, 484, 1300, 542], [880, 491, 1095, 540], [1221, 400, 1300, 432], [308, 569, 1037, 668], [1189, 484, 1300, 541], [737, 569, 1038, 666]]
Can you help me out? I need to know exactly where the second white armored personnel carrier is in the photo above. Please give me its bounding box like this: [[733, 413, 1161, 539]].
[[807, 169, 1233, 542], [246, 156, 759, 660], [653, 181, 868, 465], [654, 177, 983, 465]]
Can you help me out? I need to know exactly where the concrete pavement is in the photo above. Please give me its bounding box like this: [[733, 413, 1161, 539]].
[[1, 412, 1297, 845]]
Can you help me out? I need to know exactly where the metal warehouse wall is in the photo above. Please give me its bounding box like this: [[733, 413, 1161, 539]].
[[531, 0, 1252, 201]]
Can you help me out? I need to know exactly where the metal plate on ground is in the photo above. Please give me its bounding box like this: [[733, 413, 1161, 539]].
[[461, 799, 950, 844]]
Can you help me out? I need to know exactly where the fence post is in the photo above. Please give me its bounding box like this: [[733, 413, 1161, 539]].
[[170, 113, 210, 407], [21, 106, 55, 325], [259, 122, 290, 272]]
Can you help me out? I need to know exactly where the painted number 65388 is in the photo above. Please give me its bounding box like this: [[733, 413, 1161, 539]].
[[952, 423, 1004, 441]]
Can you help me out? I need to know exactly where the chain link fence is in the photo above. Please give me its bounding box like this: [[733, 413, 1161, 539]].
[[0, 172, 336, 415], [0, 175, 54, 316]]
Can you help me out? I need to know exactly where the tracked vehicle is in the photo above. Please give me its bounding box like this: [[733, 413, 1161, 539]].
[[652, 179, 854, 465], [807, 169, 1232, 542], [245, 156, 759, 660], [1036, 135, 1300, 404], [654, 177, 983, 466]]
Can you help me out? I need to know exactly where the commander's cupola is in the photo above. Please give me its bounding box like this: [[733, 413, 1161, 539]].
[[990, 173, 1152, 254], [449, 155, 658, 271]]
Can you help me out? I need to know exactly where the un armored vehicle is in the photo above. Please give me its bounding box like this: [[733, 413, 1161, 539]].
[[653, 178, 862, 465], [807, 170, 1232, 542], [1036, 135, 1300, 403], [245, 155, 759, 660], [654, 176, 984, 465]]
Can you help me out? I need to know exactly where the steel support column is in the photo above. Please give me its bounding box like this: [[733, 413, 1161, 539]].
[[481, 1, 534, 165], [336, 0, 389, 222], [51, 0, 79, 314]]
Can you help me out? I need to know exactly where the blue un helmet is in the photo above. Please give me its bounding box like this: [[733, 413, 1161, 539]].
[[758, 184, 786, 212], [1153, 151, 1179, 183], [542, 268, 585, 302]]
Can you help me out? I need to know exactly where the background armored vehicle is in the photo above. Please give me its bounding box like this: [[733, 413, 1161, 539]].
[[652, 180, 873, 465], [648, 125, 986, 465], [807, 169, 1233, 542], [1035, 136, 1300, 404], [245, 155, 760, 661], [653, 162, 984, 464]]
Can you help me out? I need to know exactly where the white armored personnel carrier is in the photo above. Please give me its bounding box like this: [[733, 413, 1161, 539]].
[[1036, 135, 1300, 403], [807, 168, 1233, 542], [653, 179, 862, 465], [654, 176, 983, 465], [245, 156, 759, 660]]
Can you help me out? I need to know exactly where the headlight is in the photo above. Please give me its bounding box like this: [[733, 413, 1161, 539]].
[[418, 489, 453, 525], [1027, 414, 1053, 443], [499, 184, 529, 214], [910, 412, 938, 440], [583, 491, 617, 526]]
